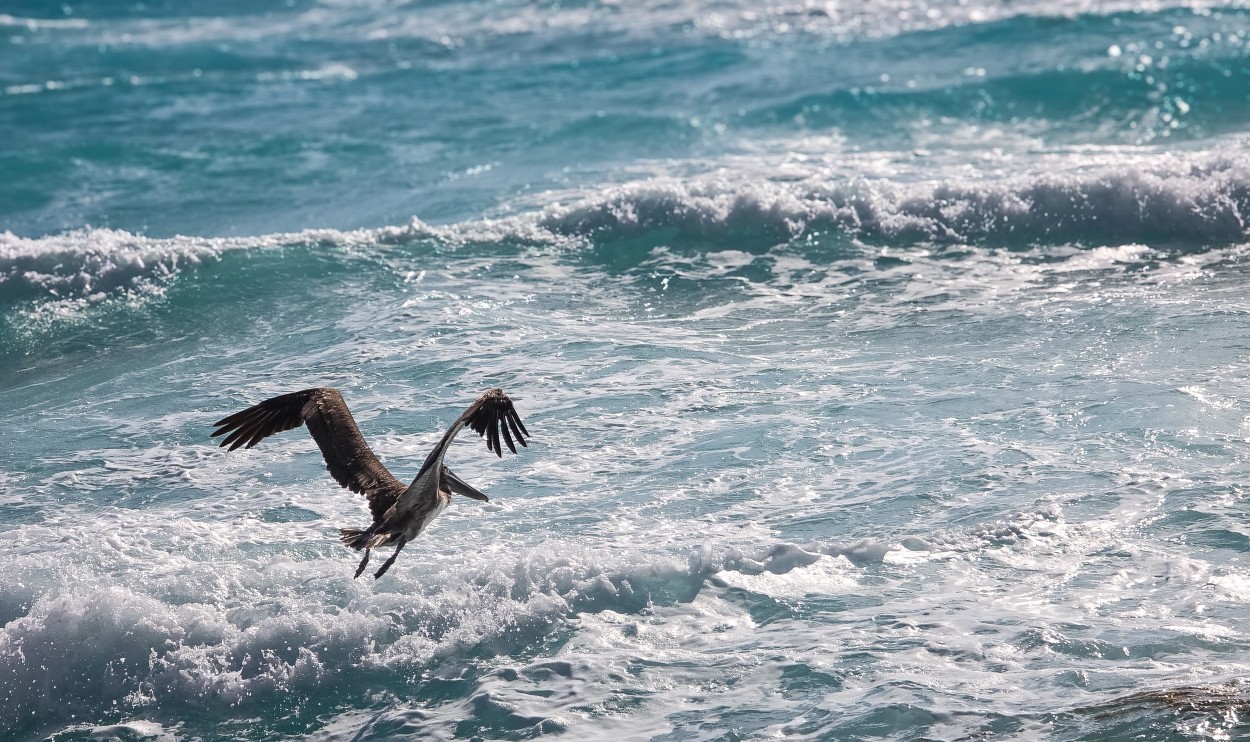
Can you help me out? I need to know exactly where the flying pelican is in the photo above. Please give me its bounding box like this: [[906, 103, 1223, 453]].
[[211, 387, 529, 579]]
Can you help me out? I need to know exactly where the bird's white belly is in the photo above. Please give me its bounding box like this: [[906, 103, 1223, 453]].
[[402, 494, 448, 540]]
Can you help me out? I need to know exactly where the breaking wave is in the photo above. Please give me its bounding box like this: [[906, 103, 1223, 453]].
[[532, 155, 1250, 249], [0, 510, 873, 739], [4, 154, 1247, 313]]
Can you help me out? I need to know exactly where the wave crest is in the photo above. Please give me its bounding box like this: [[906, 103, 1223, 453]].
[[4, 155, 1246, 320], [535, 156, 1250, 249], [0, 228, 228, 306]]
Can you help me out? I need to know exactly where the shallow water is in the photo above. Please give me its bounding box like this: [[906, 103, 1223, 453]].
[[3, 1, 1250, 740]]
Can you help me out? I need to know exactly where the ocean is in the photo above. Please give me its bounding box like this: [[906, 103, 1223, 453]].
[[3, 1, 1250, 739]]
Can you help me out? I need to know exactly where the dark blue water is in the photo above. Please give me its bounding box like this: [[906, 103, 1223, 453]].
[[4, 2, 1250, 740]]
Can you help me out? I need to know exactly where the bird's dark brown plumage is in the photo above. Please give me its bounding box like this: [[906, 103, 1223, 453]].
[[211, 387, 529, 527], [212, 388, 407, 519]]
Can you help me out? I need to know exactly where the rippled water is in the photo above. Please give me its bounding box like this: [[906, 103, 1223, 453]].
[[3, 1, 1250, 740]]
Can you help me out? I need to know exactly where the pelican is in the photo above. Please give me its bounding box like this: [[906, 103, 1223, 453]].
[[211, 387, 529, 579]]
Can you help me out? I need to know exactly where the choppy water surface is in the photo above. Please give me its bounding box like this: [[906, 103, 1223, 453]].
[[3, 1, 1250, 740]]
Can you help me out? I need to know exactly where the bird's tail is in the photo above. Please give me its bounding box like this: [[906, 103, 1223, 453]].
[[339, 527, 393, 550]]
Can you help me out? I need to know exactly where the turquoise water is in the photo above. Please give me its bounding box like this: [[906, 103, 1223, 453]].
[[3, 1, 1250, 740]]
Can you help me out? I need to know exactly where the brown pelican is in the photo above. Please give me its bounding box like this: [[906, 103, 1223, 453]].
[[211, 388, 529, 579]]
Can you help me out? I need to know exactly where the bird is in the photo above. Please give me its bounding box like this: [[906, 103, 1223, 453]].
[[210, 387, 529, 579]]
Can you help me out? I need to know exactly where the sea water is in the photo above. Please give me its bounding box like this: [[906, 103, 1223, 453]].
[[3, 1, 1250, 739]]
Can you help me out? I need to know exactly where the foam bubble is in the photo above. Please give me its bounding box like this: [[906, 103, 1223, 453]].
[[714, 553, 859, 598]]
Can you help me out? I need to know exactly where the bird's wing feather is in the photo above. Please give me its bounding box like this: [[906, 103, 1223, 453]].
[[212, 388, 405, 519], [411, 388, 530, 484]]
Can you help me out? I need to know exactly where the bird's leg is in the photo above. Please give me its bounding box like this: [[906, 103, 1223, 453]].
[[373, 538, 408, 579], [353, 547, 372, 579]]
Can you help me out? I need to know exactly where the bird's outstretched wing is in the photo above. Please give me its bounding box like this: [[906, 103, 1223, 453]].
[[469, 388, 531, 457], [412, 388, 530, 482], [211, 388, 405, 519]]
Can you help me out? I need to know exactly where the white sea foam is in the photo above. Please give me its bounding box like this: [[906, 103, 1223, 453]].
[[39, 0, 1238, 52], [6, 341, 1250, 741], [0, 228, 223, 303], [0, 413, 908, 737], [0, 14, 89, 30], [1, 503, 816, 735], [531, 150, 1250, 246], [427, 149, 1250, 260], [0, 491, 1199, 734], [0, 225, 400, 308], [397, 143, 1250, 252], [255, 63, 359, 83], [6, 149, 1244, 317]]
